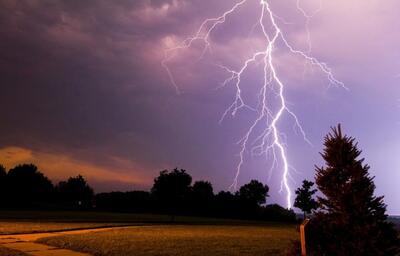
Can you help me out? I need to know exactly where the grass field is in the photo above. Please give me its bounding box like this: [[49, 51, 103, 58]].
[[0, 210, 293, 234], [0, 211, 398, 256], [0, 246, 29, 256], [38, 225, 298, 256], [0, 210, 174, 223], [0, 211, 298, 255], [0, 210, 155, 235], [0, 210, 275, 224], [0, 222, 129, 235]]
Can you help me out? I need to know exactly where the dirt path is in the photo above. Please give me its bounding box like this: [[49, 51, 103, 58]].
[[0, 226, 136, 256]]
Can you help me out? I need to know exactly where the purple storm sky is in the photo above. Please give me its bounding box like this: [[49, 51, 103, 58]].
[[0, 0, 399, 213]]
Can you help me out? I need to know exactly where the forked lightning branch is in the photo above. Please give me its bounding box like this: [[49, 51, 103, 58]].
[[162, 0, 344, 209]]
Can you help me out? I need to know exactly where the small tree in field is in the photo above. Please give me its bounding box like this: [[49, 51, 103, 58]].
[[294, 180, 317, 219], [307, 125, 400, 255]]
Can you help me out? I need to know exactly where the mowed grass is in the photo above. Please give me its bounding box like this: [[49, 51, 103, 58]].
[[0, 222, 129, 235], [0, 210, 175, 223], [0, 245, 29, 256], [0, 210, 153, 234], [0, 210, 263, 224], [0, 210, 167, 235], [0, 210, 293, 235], [38, 224, 298, 256]]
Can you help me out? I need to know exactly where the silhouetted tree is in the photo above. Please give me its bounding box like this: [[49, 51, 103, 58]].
[[125, 191, 153, 212], [238, 180, 269, 206], [0, 165, 6, 205], [151, 168, 192, 220], [261, 204, 296, 222], [214, 191, 238, 217], [95, 191, 152, 212], [192, 181, 214, 201], [294, 180, 317, 219], [190, 181, 214, 215], [0, 161, 302, 221], [307, 125, 400, 255], [0, 165, 5, 178], [57, 175, 94, 209], [95, 191, 126, 211], [7, 164, 54, 206]]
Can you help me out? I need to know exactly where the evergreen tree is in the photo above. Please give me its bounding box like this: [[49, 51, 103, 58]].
[[308, 124, 400, 255], [294, 180, 317, 219]]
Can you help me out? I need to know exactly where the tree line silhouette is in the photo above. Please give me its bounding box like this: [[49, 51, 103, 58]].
[[97, 169, 295, 221], [0, 164, 296, 222], [0, 164, 93, 209]]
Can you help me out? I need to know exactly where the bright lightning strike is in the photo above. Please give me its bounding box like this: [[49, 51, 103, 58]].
[[162, 0, 345, 209]]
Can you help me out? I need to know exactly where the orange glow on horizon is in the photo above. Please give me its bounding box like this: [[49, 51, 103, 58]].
[[0, 146, 151, 189]]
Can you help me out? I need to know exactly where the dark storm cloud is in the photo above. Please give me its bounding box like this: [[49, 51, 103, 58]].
[[0, 1, 170, 172], [0, 0, 242, 188]]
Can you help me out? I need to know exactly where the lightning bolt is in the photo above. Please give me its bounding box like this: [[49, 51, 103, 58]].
[[162, 0, 345, 209]]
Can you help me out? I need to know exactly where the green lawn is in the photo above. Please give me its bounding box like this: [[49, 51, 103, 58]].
[[38, 225, 298, 256]]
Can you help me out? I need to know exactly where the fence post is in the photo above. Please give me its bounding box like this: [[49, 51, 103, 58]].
[[300, 218, 310, 256]]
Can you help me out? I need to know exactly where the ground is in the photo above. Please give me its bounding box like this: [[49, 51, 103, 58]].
[[0, 210, 298, 256], [0, 222, 127, 235], [37, 225, 298, 256], [0, 246, 29, 256]]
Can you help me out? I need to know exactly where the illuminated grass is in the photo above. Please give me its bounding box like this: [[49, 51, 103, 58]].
[[0, 210, 293, 234], [0, 222, 127, 235], [0, 245, 29, 256], [38, 225, 298, 256]]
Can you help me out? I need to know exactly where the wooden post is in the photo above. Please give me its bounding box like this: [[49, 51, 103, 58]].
[[300, 218, 310, 256]]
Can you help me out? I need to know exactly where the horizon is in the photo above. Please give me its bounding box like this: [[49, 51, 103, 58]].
[[2, 162, 400, 217], [1, 0, 399, 214]]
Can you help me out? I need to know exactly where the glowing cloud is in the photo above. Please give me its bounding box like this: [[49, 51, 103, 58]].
[[0, 146, 149, 189]]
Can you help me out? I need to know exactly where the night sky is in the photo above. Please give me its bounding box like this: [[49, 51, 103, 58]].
[[1, 0, 399, 213]]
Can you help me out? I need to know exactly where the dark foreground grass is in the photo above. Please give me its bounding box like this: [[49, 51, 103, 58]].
[[0, 210, 174, 223], [0, 245, 29, 256], [0, 210, 271, 224], [0, 222, 130, 235], [38, 224, 298, 256], [0, 210, 295, 235], [0, 210, 170, 235]]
